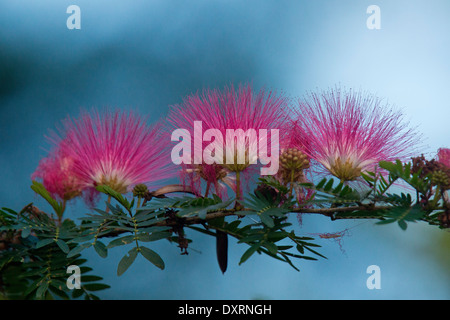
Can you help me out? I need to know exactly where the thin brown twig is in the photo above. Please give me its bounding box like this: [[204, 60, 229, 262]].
[[96, 204, 391, 239]]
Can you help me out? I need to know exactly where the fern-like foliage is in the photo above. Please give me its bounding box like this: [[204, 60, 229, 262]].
[[2, 156, 447, 299], [0, 208, 109, 300]]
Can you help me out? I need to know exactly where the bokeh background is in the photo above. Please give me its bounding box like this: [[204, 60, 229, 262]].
[[1, 0, 449, 299]]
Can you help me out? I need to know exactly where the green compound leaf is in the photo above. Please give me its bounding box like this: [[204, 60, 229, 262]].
[[176, 197, 234, 220], [304, 177, 361, 203], [379, 160, 430, 194], [376, 204, 425, 230]]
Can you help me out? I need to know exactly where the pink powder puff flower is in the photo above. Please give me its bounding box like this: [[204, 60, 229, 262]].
[[32, 148, 84, 202], [437, 148, 450, 169], [168, 83, 289, 198], [292, 87, 419, 182], [46, 109, 174, 196]]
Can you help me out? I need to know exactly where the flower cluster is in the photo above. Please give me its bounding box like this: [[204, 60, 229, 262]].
[[33, 84, 442, 212]]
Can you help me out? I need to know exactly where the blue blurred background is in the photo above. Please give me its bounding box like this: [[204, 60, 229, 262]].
[[1, 0, 449, 299]]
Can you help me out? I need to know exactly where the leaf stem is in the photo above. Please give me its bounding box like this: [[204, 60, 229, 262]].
[[137, 196, 142, 209], [204, 181, 211, 198], [105, 195, 111, 213], [235, 171, 241, 201], [430, 185, 441, 209], [58, 200, 66, 226], [132, 217, 140, 252], [289, 170, 295, 198]]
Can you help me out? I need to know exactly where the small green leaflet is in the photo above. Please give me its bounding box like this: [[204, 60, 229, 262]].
[[107, 235, 135, 249], [55, 239, 70, 253], [116, 246, 165, 276], [30, 181, 64, 217], [35, 238, 54, 249], [139, 246, 165, 270], [93, 241, 108, 258], [117, 247, 138, 276], [239, 243, 261, 265]]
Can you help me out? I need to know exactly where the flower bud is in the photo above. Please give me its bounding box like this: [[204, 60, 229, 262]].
[[132, 183, 149, 198], [431, 170, 449, 188], [278, 148, 310, 184]]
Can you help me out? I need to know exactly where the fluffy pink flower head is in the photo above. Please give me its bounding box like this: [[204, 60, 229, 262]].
[[168, 83, 289, 196], [32, 148, 83, 201], [437, 148, 450, 168], [169, 83, 288, 169], [51, 109, 173, 195], [293, 87, 419, 181]]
